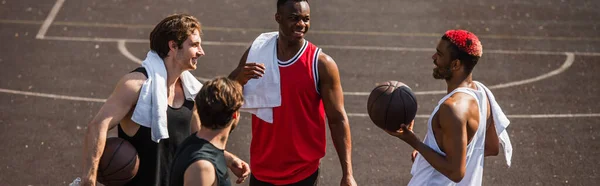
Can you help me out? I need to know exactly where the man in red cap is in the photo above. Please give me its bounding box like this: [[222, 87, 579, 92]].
[[386, 30, 512, 185]]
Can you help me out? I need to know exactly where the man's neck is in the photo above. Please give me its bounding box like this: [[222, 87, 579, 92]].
[[195, 128, 229, 150], [277, 35, 304, 59], [446, 73, 475, 93], [163, 57, 184, 86]]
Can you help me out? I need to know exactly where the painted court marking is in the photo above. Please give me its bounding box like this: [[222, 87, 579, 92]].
[[35, 0, 65, 39], [0, 88, 106, 103], [2, 0, 599, 119], [117, 40, 212, 82], [345, 52, 575, 95], [347, 113, 600, 119], [114, 39, 577, 96], [4, 19, 599, 42]]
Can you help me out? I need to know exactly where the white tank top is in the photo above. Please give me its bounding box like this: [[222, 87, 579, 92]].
[[408, 82, 489, 186]]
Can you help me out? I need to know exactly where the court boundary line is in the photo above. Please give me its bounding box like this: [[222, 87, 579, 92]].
[[37, 35, 600, 57], [0, 88, 106, 102], [116, 40, 211, 81], [1, 87, 599, 119], [4, 18, 598, 42], [36, 0, 65, 39], [346, 52, 575, 96], [347, 113, 600, 119], [0, 87, 599, 119], [4, 3, 594, 119], [116, 40, 576, 96]]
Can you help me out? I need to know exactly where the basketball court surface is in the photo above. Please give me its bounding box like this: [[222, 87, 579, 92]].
[[1, 0, 599, 185]]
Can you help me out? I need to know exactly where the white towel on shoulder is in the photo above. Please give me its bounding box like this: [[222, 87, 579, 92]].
[[476, 81, 513, 166], [131, 51, 203, 143], [240, 32, 281, 123]]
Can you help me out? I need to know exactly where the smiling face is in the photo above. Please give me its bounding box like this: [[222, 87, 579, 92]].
[[276, 1, 310, 43], [431, 39, 455, 80], [172, 29, 204, 71]]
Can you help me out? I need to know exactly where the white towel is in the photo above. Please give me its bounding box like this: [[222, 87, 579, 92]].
[[476, 81, 513, 166], [240, 32, 282, 123], [131, 51, 203, 143]]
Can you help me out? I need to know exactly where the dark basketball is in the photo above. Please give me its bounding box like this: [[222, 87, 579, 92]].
[[367, 81, 418, 131], [97, 137, 139, 186]]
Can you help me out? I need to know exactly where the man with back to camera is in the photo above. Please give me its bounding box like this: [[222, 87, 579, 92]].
[[386, 30, 513, 185], [229, 0, 357, 185], [170, 77, 247, 186]]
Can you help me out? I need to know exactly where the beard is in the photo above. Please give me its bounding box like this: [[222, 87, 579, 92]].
[[433, 65, 452, 80]]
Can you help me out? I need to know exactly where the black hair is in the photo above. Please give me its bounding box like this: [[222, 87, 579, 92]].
[[277, 0, 308, 11]]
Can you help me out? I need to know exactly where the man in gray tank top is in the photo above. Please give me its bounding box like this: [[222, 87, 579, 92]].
[[170, 77, 247, 186]]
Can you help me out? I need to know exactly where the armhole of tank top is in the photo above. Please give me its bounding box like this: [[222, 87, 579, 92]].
[[189, 157, 220, 185], [452, 89, 488, 134], [312, 48, 322, 95], [452, 89, 478, 103], [130, 67, 148, 78]]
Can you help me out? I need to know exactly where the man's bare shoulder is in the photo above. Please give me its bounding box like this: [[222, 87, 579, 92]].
[[317, 51, 335, 66], [443, 92, 477, 108], [106, 72, 147, 104], [187, 159, 215, 173], [116, 72, 147, 90], [438, 92, 477, 125], [184, 160, 216, 185]]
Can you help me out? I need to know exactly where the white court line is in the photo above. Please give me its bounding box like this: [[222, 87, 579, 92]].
[[489, 52, 574, 89], [0, 88, 106, 103], [36, 0, 65, 39], [38, 36, 600, 57], [116, 40, 576, 95], [347, 113, 600, 119], [44, 35, 147, 43], [345, 52, 575, 96], [117, 40, 142, 64], [1, 87, 598, 119], [48, 36, 580, 96], [116, 40, 212, 82], [6, 18, 598, 41]]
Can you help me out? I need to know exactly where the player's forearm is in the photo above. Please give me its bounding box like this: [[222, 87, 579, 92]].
[[81, 121, 109, 185], [223, 150, 236, 167], [407, 139, 464, 182], [329, 119, 354, 176]]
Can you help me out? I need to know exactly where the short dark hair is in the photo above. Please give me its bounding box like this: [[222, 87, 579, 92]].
[[441, 35, 480, 74], [277, 0, 308, 11], [195, 77, 244, 130], [149, 14, 201, 59]]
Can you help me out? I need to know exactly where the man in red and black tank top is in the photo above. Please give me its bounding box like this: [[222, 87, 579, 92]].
[[229, 1, 357, 185]]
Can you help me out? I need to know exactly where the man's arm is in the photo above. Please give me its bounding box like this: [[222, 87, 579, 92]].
[[318, 52, 356, 185], [388, 95, 471, 183], [404, 98, 470, 183], [184, 160, 216, 186], [81, 73, 145, 186], [223, 151, 250, 184], [228, 48, 265, 86]]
